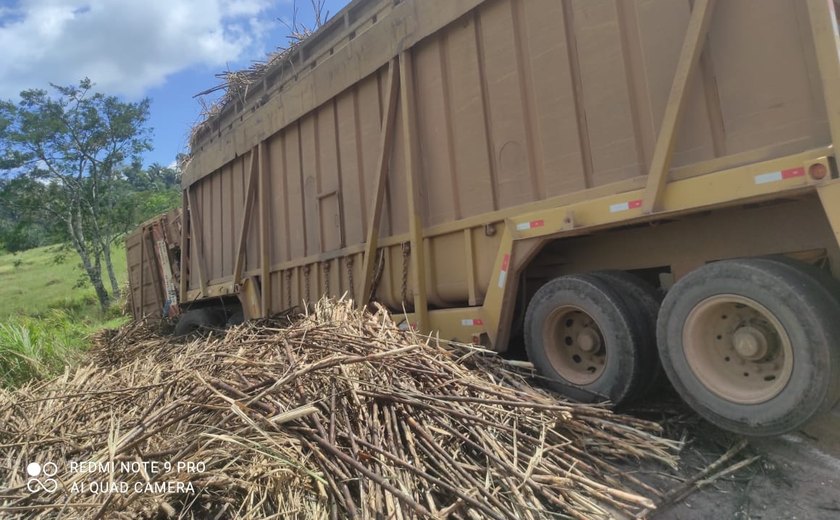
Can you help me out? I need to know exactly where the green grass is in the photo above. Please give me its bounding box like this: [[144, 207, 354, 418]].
[[0, 243, 127, 316], [0, 243, 130, 387], [0, 311, 88, 387]]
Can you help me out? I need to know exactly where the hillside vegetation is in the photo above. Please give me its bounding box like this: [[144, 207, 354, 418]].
[[0, 243, 129, 387], [0, 244, 127, 316]]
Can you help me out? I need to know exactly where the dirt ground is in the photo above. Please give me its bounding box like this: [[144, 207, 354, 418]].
[[501, 344, 840, 519], [631, 397, 840, 520]]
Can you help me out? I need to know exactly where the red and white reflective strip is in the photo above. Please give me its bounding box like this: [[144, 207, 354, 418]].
[[498, 253, 511, 288], [516, 219, 544, 231], [609, 199, 643, 213], [461, 318, 484, 327], [754, 167, 805, 185]]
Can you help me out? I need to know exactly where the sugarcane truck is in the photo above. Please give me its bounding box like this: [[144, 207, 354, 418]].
[[127, 0, 840, 436]]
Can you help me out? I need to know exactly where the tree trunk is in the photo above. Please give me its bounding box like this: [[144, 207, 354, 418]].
[[67, 208, 110, 312], [76, 245, 109, 312], [102, 240, 121, 299], [89, 256, 110, 312], [89, 203, 120, 299]]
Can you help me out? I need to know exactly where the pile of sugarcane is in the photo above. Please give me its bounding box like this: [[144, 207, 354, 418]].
[[0, 299, 681, 519]]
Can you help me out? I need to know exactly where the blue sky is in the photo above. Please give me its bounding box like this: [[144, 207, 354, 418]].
[[0, 0, 351, 167]]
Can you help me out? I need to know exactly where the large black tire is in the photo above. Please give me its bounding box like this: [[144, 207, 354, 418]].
[[174, 308, 225, 336], [759, 255, 840, 309], [753, 256, 840, 412], [658, 258, 840, 436], [590, 271, 663, 400], [524, 274, 643, 406], [226, 309, 245, 327]]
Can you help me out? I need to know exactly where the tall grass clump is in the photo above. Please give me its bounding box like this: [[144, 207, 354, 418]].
[[0, 310, 87, 387]]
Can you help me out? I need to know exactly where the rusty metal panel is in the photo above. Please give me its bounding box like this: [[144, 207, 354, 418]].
[[335, 89, 365, 246], [126, 210, 182, 320], [284, 126, 307, 259], [180, 0, 835, 316], [267, 134, 289, 263], [709, 0, 828, 154], [125, 229, 145, 318]]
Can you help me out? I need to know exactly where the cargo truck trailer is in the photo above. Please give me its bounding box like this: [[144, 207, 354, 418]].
[[128, 0, 840, 436]]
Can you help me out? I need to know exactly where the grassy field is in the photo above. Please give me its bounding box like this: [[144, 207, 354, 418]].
[[0, 243, 127, 316], [0, 243, 129, 387]]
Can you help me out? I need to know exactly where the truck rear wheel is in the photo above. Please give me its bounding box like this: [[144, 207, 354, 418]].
[[524, 274, 642, 406], [590, 271, 663, 400], [592, 271, 664, 399], [658, 259, 840, 436], [174, 308, 225, 336], [226, 309, 245, 327], [757, 256, 840, 412]]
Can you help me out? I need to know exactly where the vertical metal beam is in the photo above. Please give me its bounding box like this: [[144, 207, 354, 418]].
[[233, 148, 259, 286], [179, 189, 188, 302], [480, 226, 514, 347], [258, 142, 272, 316], [186, 187, 208, 295], [139, 227, 146, 314], [360, 59, 400, 303], [142, 230, 163, 314], [641, 0, 716, 213], [399, 50, 429, 330], [818, 181, 840, 250], [807, 0, 840, 152], [464, 228, 477, 306]]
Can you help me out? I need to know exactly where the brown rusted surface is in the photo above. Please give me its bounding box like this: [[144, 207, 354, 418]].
[[126, 209, 182, 319]]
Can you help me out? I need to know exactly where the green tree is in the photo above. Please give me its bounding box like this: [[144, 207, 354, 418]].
[[127, 161, 181, 191], [0, 79, 151, 310], [0, 176, 58, 251], [108, 162, 181, 237]]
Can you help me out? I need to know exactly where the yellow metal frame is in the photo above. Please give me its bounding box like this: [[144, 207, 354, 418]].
[[818, 180, 840, 247], [810, 0, 840, 284], [232, 147, 259, 287], [642, 0, 717, 214], [399, 150, 833, 346], [258, 142, 272, 316], [360, 59, 400, 304], [399, 51, 430, 330], [185, 187, 208, 296]]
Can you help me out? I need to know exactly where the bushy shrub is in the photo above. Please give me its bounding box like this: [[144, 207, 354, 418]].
[[0, 311, 86, 387]]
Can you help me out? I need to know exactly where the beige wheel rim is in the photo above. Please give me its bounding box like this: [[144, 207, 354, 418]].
[[542, 306, 607, 385], [683, 294, 794, 404]]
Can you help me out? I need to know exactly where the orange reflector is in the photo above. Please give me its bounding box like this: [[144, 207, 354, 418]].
[[809, 163, 828, 180]]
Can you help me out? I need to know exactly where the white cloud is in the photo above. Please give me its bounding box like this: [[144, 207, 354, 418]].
[[0, 0, 274, 99]]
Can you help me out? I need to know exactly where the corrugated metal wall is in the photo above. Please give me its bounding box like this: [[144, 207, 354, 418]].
[[187, 0, 830, 312]]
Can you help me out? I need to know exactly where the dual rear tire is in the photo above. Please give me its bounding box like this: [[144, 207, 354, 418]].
[[173, 308, 226, 336], [523, 272, 660, 406], [524, 258, 840, 435]]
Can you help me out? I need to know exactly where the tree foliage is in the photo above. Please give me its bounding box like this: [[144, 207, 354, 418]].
[[0, 79, 174, 310]]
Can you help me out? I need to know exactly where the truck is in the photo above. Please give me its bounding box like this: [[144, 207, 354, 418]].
[[127, 0, 840, 437]]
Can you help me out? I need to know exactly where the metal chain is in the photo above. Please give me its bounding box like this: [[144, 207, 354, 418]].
[[284, 270, 292, 310], [401, 242, 411, 308], [304, 265, 311, 307], [346, 256, 355, 301], [368, 249, 385, 304], [323, 261, 331, 296]]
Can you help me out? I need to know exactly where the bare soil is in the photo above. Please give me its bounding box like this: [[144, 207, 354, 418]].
[[631, 397, 840, 520]]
